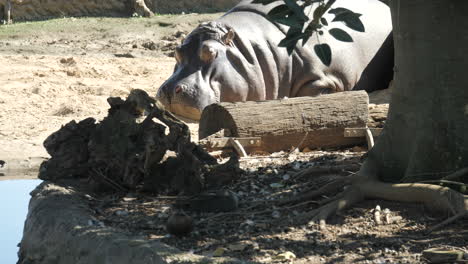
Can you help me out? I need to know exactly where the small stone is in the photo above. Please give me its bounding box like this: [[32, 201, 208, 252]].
[[293, 162, 301, 170], [251, 242, 260, 250], [158, 212, 169, 218], [115, 210, 129, 216], [123, 197, 136, 202], [270, 182, 284, 188], [272, 210, 281, 219], [302, 147, 312, 152], [282, 174, 290, 180], [274, 251, 296, 261], [228, 243, 248, 251], [244, 219, 255, 226], [212, 247, 225, 257], [166, 212, 193, 236]]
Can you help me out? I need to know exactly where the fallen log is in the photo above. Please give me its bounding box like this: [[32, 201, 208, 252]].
[[199, 91, 370, 153]]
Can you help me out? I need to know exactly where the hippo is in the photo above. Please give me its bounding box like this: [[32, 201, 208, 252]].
[[157, 0, 393, 120]]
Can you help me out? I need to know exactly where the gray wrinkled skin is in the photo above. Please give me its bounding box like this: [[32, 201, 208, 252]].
[[157, 0, 393, 120]]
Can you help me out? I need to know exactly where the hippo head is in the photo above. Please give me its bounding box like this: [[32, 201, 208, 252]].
[[156, 22, 248, 120]]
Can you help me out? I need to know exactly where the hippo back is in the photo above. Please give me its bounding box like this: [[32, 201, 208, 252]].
[[156, 0, 393, 120]]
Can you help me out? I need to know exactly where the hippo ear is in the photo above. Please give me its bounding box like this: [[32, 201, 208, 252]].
[[175, 45, 183, 63], [222, 29, 235, 46]]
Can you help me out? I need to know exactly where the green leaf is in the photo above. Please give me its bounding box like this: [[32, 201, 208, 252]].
[[320, 17, 328, 26], [314, 43, 332, 66], [274, 16, 304, 28], [332, 12, 365, 32], [278, 32, 303, 48], [302, 33, 311, 45], [283, 0, 308, 22], [252, 0, 276, 5], [268, 4, 291, 19], [328, 28, 353, 42], [328, 7, 353, 15], [279, 27, 307, 53]]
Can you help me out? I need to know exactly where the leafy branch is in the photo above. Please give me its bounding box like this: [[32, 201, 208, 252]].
[[252, 0, 365, 65]]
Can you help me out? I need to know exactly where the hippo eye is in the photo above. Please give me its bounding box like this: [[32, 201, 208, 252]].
[[199, 44, 217, 63]]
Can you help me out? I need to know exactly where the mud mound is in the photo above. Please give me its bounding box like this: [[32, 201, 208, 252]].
[[39, 89, 241, 194]]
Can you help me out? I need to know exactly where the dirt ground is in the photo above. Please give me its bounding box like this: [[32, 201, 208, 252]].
[[0, 14, 218, 173], [91, 150, 467, 264], [2, 14, 467, 263]]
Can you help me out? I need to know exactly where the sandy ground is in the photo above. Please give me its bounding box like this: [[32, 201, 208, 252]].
[[0, 14, 222, 175], [0, 54, 173, 172]]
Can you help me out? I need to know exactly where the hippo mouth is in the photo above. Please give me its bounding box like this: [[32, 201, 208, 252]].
[[166, 103, 203, 121]]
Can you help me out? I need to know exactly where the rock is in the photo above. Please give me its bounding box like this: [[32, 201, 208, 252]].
[[115, 210, 129, 216], [228, 242, 248, 251], [422, 248, 464, 263], [274, 251, 296, 261], [212, 247, 225, 257], [166, 212, 193, 236], [114, 53, 136, 58], [142, 41, 157, 50], [272, 210, 280, 219]]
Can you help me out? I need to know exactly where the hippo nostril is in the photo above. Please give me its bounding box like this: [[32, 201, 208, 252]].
[[175, 84, 187, 94]]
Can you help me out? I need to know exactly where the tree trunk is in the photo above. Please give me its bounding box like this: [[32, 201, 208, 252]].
[[5, 0, 12, 24], [132, 0, 154, 17], [367, 0, 468, 183], [199, 91, 370, 152]]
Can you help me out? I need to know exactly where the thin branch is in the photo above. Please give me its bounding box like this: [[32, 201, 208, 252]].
[[286, 131, 309, 156], [91, 168, 127, 192], [426, 211, 468, 234]]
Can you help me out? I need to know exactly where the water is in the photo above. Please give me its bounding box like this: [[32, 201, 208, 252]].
[[0, 179, 42, 264]]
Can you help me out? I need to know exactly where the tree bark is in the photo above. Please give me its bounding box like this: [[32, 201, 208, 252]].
[[5, 0, 12, 24], [199, 91, 369, 152], [367, 0, 468, 183]]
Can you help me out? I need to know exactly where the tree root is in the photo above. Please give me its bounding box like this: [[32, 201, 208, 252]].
[[278, 175, 353, 206], [296, 161, 468, 228], [302, 186, 364, 229], [292, 164, 361, 180]]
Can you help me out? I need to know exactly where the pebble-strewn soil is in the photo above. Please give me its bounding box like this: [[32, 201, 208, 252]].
[[92, 150, 468, 263]]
